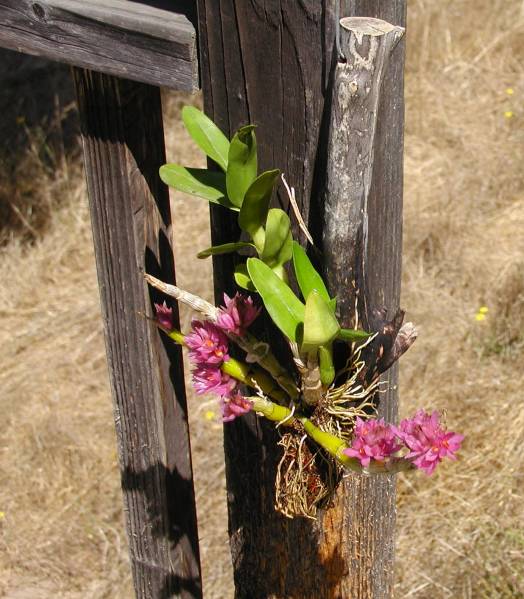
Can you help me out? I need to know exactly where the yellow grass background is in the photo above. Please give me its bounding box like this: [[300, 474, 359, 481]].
[[1, 1, 523, 597]]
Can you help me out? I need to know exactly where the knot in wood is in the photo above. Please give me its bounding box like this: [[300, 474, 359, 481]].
[[32, 2, 46, 21]]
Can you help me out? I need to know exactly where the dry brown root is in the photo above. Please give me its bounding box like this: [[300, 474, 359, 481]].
[[273, 336, 396, 519], [275, 430, 340, 520]]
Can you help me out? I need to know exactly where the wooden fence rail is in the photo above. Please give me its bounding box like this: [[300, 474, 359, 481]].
[[0, 0, 198, 90]]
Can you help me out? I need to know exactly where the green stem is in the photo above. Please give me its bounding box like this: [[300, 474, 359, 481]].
[[222, 359, 288, 403], [250, 396, 295, 423], [301, 350, 323, 406], [298, 417, 414, 474], [248, 393, 415, 474], [167, 329, 185, 345], [319, 344, 335, 387], [231, 331, 299, 401]]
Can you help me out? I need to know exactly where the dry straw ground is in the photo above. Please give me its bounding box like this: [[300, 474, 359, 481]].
[[1, 1, 523, 597]]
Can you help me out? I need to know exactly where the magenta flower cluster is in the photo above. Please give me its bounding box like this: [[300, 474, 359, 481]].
[[185, 320, 230, 365], [182, 293, 259, 422], [343, 418, 401, 468], [154, 301, 174, 331], [396, 410, 464, 475], [192, 363, 236, 397], [221, 392, 253, 422], [185, 319, 235, 400], [343, 411, 463, 475], [216, 292, 260, 336]]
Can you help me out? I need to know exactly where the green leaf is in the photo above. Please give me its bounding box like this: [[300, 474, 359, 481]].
[[319, 345, 335, 386], [197, 242, 254, 259], [181, 106, 230, 171], [234, 263, 257, 292], [238, 169, 280, 250], [226, 125, 257, 207], [302, 290, 340, 352], [292, 242, 331, 303], [247, 258, 304, 341], [159, 165, 237, 210], [261, 209, 293, 267], [337, 328, 372, 343]]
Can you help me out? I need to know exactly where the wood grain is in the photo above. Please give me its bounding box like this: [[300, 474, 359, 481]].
[[0, 0, 198, 90], [197, 1, 406, 597], [73, 69, 202, 599], [322, 17, 405, 324], [319, 12, 406, 598]]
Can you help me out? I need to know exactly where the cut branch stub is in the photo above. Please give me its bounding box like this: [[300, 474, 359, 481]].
[[322, 17, 404, 327]]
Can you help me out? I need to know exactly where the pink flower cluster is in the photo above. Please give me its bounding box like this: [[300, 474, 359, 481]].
[[344, 418, 401, 467], [192, 363, 236, 397], [396, 410, 464, 475], [183, 293, 259, 423], [154, 301, 174, 331], [185, 320, 230, 365], [185, 320, 235, 399], [221, 392, 253, 422], [343, 411, 463, 475], [216, 292, 260, 336]]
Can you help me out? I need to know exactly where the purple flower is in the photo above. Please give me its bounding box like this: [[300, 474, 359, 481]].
[[216, 292, 260, 336], [185, 320, 230, 366], [220, 392, 253, 422], [192, 365, 236, 397], [395, 410, 464, 476], [343, 417, 401, 468], [154, 301, 174, 331]]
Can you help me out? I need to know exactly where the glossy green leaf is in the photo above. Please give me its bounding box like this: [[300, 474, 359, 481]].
[[197, 242, 254, 259], [292, 241, 331, 303], [234, 263, 257, 292], [159, 165, 237, 210], [238, 169, 280, 250], [247, 258, 304, 341], [181, 106, 230, 171], [226, 125, 257, 207], [261, 209, 293, 267], [319, 345, 335, 386], [302, 290, 340, 352], [337, 328, 372, 342]]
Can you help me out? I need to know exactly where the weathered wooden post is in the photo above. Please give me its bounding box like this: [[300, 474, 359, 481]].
[[197, 1, 406, 596]]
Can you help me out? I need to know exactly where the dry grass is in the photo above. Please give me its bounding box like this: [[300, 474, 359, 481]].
[[396, 1, 524, 596], [1, 1, 523, 597], [0, 51, 78, 246]]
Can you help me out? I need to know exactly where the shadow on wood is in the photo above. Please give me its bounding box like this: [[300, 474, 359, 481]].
[[223, 416, 348, 599], [73, 70, 202, 598], [122, 461, 202, 599]]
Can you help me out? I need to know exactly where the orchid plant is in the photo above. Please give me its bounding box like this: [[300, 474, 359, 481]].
[[146, 106, 463, 518]]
